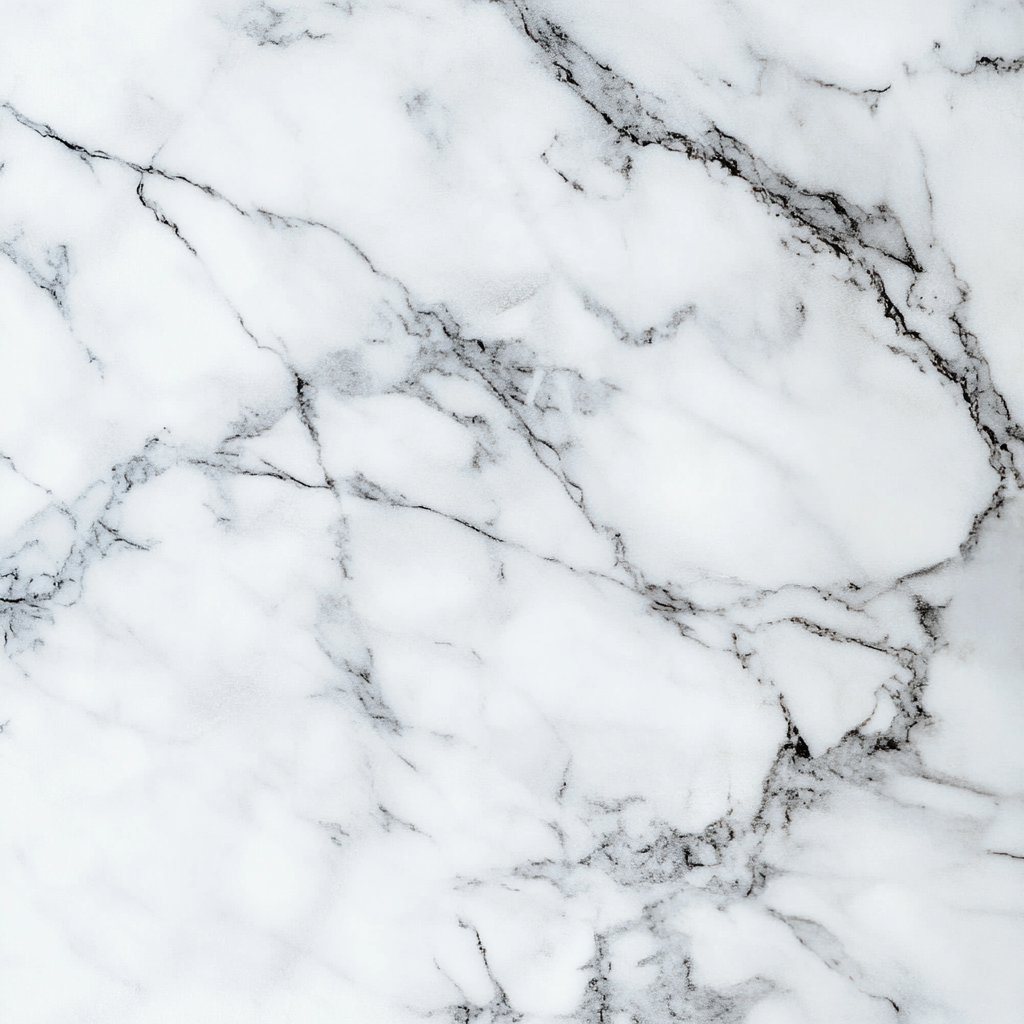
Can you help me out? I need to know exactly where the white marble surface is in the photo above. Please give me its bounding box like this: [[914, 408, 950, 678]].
[[1, 1, 1023, 1020]]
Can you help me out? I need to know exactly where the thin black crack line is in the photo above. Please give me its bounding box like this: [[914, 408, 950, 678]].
[[768, 910, 901, 1012], [1, 105, 298, 378], [188, 456, 330, 490], [1, 102, 250, 214], [344, 474, 646, 592]]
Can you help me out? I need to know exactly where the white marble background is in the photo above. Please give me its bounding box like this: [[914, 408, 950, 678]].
[[1, 1, 1022, 1021]]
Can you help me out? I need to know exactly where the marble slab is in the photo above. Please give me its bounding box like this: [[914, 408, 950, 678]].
[[1, 1, 1023, 1021]]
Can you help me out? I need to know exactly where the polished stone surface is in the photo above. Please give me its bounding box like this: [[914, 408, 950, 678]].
[[1, 2, 1022, 1021]]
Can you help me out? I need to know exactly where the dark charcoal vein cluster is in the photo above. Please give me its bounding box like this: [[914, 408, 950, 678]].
[[498, 0, 1024, 508]]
